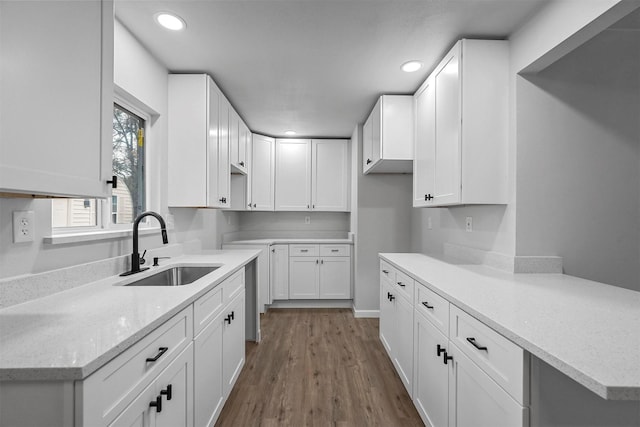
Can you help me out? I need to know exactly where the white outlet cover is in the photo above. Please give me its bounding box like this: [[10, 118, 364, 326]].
[[304, 216, 311, 224], [465, 216, 473, 232], [13, 210, 35, 243]]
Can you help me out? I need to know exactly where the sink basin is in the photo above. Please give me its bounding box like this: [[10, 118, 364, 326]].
[[125, 266, 219, 286]]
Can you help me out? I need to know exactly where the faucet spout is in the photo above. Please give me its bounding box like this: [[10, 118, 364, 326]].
[[121, 211, 169, 277]]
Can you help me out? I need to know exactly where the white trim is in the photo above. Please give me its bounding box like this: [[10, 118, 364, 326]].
[[267, 300, 352, 309], [44, 226, 167, 245], [352, 307, 380, 318]]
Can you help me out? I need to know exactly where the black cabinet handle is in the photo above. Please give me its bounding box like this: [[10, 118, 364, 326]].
[[106, 175, 118, 188], [146, 347, 168, 362], [160, 384, 172, 401], [382, 269, 389, 274], [239, 161, 245, 167], [230, 311, 235, 320], [422, 301, 434, 309], [225, 315, 231, 324], [253, 203, 257, 208], [366, 158, 372, 165], [149, 395, 162, 413], [387, 292, 392, 301], [425, 194, 433, 201], [466, 337, 488, 351], [443, 351, 453, 365], [219, 197, 227, 204], [272, 248, 275, 253], [437, 344, 445, 356], [389, 294, 395, 301], [397, 281, 405, 287]]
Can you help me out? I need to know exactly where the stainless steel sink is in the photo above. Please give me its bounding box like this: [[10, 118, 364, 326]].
[[125, 266, 219, 286]]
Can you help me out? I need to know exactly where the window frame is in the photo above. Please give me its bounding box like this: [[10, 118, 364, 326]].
[[51, 95, 153, 236]]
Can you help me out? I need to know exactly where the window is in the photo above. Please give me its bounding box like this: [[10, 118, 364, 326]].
[[52, 103, 147, 232]]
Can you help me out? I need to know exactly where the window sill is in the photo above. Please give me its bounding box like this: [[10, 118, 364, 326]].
[[44, 227, 164, 245]]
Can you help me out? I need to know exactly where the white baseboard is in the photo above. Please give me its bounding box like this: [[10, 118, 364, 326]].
[[352, 307, 380, 318], [268, 300, 352, 309]]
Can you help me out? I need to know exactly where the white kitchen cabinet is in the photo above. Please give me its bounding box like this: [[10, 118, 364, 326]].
[[275, 139, 312, 211], [168, 74, 230, 208], [414, 310, 450, 427], [0, 0, 114, 198], [379, 279, 395, 355], [413, 39, 508, 207], [289, 256, 320, 299], [362, 95, 413, 174], [222, 291, 246, 396], [230, 110, 248, 175], [270, 245, 290, 300], [275, 139, 350, 211], [110, 344, 194, 427], [289, 244, 351, 300], [250, 134, 276, 210], [194, 311, 224, 427], [312, 140, 349, 211]]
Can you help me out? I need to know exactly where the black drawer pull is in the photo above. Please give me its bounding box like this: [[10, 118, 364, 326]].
[[397, 281, 405, 287], [382, 269, 389, 274], [437, 344, 445, 356], [331, 249, 339, 252], [443, 351, 453, 365], [160, 384, 172, 401], [422, 301, 434, 309], [466, 337, 488, 351], [149, 395, 162, 413], [389, 294, 395, 301], [146, 347, 168, 362]]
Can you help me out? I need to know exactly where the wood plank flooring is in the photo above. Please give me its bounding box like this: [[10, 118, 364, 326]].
[[215, 308, 423, 426]]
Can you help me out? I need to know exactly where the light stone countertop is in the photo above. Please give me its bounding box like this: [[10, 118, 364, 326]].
[[0, 250, 259, 381], [380, 253, 640, 401], [224, 238, 353, 245]]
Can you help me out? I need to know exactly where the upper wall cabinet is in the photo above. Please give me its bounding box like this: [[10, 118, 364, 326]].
[[413, 39, 508, 207], [230, 110, 248, 175], [168, 74, 230, 208], [363, 95, 414, 175], [0, 0, 114, 198], [275, 139, 350, 212]]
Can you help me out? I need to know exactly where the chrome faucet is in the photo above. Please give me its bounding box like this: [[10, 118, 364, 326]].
[[120, 211, 168, 276]]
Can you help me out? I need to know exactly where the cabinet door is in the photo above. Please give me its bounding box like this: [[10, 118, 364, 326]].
[[414, 312, 449, 427], [371, 98, 382, 168], [289, 257, 319, 299], [434, 48, 462, 205], [206, 79, 221, 207], [448, 345, 526, 427], [0, 0, 113, 198], [319, 257, 350, 299], [239, 121, 249, 172], [222, 292, 246, 396], [379, 280, 395, 357], [413, 78, 436, 207], [217, 97, 231, 208], [270, 245, 290, 300], [275, 139, 311, 211], [312, 140, 349, 211], [194, 314, 224, 427], [362, 114, 373, 172], [394, 294, 414, 396], [229, 109, 240, 168], [250, 134, 275, 210], [110, 345, 193, 427]]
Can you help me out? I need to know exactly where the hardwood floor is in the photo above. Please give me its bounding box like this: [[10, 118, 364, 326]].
[[216, 308, 423, 426]]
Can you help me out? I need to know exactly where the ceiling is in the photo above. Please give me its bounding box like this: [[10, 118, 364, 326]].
[[115, 0, 548, 138]]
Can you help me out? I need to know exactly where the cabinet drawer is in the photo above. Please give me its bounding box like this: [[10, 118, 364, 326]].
[[79, 305, 193, 426], [320, 244, 350, 257], [449, 305, 528, 404], [289, 244, 319, 257], [380, 260, 394, 283], [415, 281, 449, 336], [223, 268, 245, 304], [194, 285, 223, 337], [394, 269, 414, 302]]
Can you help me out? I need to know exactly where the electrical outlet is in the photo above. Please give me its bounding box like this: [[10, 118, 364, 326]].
[[13, 210, 35, 243], [427, 216, 432, 230], [465, 216, 473, 232], [304, 216, 311, 224]]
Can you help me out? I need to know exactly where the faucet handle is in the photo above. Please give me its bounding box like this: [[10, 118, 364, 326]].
[[153, 256, 171, 267], [139, 250, 147, 265]]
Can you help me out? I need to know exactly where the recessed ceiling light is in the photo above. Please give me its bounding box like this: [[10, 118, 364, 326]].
[[284, 130, 296, 136], [401, 60, 423, 73], [155, 12, 186, 31]]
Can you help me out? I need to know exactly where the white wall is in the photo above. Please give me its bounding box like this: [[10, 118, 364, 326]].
[[515, 28, 640, 291], [353, 123, 413, 314]]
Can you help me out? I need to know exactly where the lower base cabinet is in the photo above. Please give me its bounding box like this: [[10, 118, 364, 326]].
[[288, 244, 351, 300], [110, 344, 194, 427]]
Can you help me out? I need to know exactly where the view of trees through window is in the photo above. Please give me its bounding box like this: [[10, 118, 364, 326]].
[[52, 103, 146, 228]]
